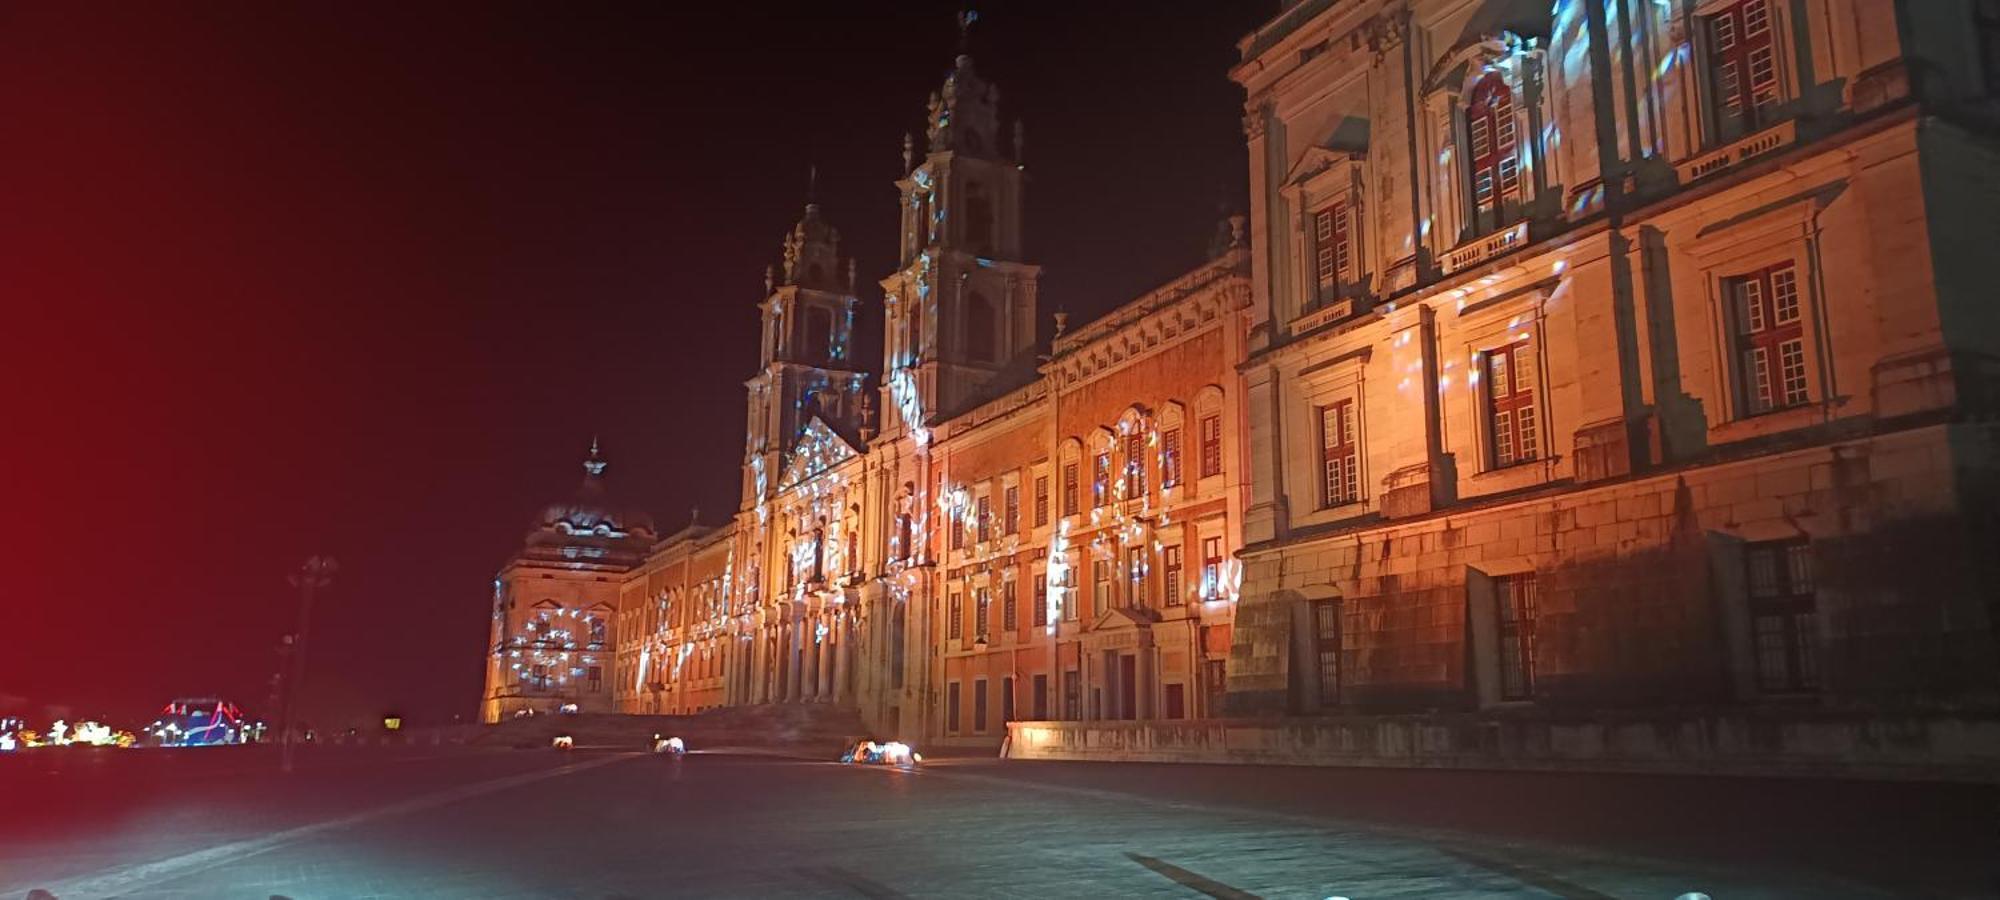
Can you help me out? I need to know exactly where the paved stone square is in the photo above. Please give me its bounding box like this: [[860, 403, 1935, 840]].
[[2, 748, 1993, 898]]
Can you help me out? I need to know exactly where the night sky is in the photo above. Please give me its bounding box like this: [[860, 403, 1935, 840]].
[[0, 2, 1271, 728]]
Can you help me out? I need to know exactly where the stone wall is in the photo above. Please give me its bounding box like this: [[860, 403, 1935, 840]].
[[1005, 710, 2000, 783]]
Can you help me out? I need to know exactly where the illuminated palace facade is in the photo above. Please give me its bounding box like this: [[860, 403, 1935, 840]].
[[482, 48, 1254, 743], [484, 1, 2000, 749], [1223, 0, 1999, 719]]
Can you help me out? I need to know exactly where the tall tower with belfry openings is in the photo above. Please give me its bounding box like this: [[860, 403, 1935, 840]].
[[741, 193, 868, 511], [879, 14, 1042, 440]]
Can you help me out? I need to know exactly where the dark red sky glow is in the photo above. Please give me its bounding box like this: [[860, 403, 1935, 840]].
[[0, 2, 1268, 728]]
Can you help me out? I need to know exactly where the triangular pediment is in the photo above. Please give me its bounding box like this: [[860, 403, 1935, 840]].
[[778, 416, 862, 489], [1089, 605, 1163, 632], [1283, 146, 1364, 189]]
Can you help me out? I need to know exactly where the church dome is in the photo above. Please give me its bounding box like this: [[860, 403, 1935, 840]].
[[532, 441, 657, 540]]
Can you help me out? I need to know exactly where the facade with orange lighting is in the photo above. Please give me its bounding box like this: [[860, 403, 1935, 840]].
[[481, 47, 1253, 746], [1215, 0, 2000, 728], [486, 2, 2000, 776]]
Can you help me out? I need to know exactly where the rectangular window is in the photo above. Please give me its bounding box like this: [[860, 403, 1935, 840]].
[[1062, 565, 1079, 621], [973, 678, 989, 732], [1161, 428, 1183, 488], [1004, 484, 1020, 535], [1093, 452, 1111, 507], [1199, 415, 1223, 478], [1746, 539, 1819, 692], [1318, 400, 1359, 507], [976, 494, 992, 544], [947, 681, 962, 733], [1163, 545, 1184, 607], [1165, 683, 1186, 719], [1093, 559, 1112, 617], [1125, 546, 1146, 608], [1729, 263, 1810, 416], [1313, 599, 1342, 704], [1063, 670, 1081, 720], [1032, 578, 1049, 627], [1312, 201, 1352, 290], [1062, 462, 1079, 516], [1484, 341, 1539, 468], [1706, 0, 1780, 136], [1034, 475, 1050, 526], [587, 665, 603, 692], [1032, 673, 1049, 719], [974, 587, 991, 640], [1002, 578, 1018, 632], [1001, 676, 1015, 723], [949, 506, 965, 551], [948, 591, 963, 640], [1495, 573, 1539, 701], [1201, 536, 1224, 600], [1124, 432, 1147, 499]]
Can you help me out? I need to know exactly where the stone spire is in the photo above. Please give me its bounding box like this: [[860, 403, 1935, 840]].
[[924, 11, 1001, 158]]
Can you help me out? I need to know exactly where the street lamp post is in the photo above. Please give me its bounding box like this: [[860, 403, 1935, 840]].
[[279, 555, 337, 773]]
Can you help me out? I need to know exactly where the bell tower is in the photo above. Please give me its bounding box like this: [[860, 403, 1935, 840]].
[[879, 13, 1041, 440], [743, 191, 868, 509]]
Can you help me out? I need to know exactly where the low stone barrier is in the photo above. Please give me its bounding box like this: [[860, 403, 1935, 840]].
[[1003, 710, 2000, 782]]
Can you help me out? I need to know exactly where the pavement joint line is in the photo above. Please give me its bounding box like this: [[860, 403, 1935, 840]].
[[792, 864, 912, 899], [1127, 852, 1264, 900], [9, 752, 639, 899], [1433, 847, 1623, 900], [872, 764, 1729, 897]]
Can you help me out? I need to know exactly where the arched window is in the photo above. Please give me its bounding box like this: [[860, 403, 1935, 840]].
[[1465, 72, 1519, 232], [805, 307, 833, 363], [965, 291, 997, 362]]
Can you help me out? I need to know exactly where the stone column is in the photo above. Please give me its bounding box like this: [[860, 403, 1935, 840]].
[[756, 624, 772, 704], [802, 612, 821, 702], [1137, 645, 1157, 720], [817, 616, 836, 700], [788, 617, 805, 702], [833, 616, 852, 704]]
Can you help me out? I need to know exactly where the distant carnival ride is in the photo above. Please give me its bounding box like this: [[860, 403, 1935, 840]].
[[145, 698, 263, 747]]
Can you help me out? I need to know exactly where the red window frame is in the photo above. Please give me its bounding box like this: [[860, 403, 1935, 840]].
[[1729, 263, 1808, 416], [1124, 432, 1147, 499], [1465, 73, 1520, 227], [1034, 474, 1049, 526], [974, 587, 991, 640], [1003, 484, 1020, 535], [1318, 400, 1359, 507], [1061, 462, 1079, 517], [1125, 546, 1145, 608], [1161, 428, 1182, 487], [1199, 414, 1223, 478], [1092, 559, 1112, 616], [1002, 578, 1018, 632], [1707, 0, 1780, 130], [1201, 536, 1223, 600], [1312, 201, 1351, 290], [948, 591, 963, 640], [976, 494, 992, 543], [1093, 452, 1111, 507], [1163, 545, 1184, 607], [1484, 340, 1539, 468], [1032, 577, 1049, 627]]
